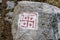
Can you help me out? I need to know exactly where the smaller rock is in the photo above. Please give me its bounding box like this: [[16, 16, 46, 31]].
[[0, 0, 2, 3], [5, 12, 13, 23], [6, 1, 15, 9]]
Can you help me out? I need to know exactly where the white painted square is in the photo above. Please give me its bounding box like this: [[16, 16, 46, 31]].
[[18, 12, 38, 30]]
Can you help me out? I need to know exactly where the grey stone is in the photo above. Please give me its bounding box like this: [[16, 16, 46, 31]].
[[12, 1, 60, 40]]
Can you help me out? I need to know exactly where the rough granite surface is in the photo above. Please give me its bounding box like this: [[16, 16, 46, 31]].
[[12, 1, 60, 40]]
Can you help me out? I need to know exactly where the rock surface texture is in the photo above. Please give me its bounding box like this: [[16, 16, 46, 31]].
[[12, 1, 60, 40]]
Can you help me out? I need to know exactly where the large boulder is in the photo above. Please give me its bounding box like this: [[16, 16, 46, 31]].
[[12, 1, 60, 40]]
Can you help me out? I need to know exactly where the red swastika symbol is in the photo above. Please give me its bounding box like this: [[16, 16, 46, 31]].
[[19, 13, 36, 29]]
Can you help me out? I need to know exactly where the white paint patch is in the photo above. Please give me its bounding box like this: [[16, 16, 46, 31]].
[[18, 12, 38, 30]]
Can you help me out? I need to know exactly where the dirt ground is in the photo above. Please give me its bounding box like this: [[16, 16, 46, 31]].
[[0, 10, 13, 40], [0, 19, 13, 40]]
